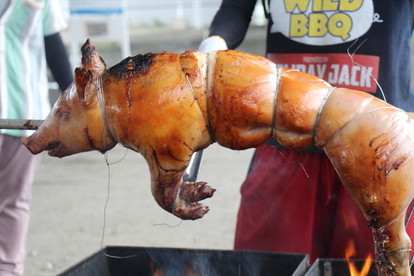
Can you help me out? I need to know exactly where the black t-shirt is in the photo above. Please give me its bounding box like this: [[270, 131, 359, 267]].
[[209, 0, 414, 111]]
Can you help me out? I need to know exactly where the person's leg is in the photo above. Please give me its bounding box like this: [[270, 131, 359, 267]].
[[328, 181, 375, 259], [0, 134, 41, 276], [234, 145, 335, 258], [234, 144, 374, 262]]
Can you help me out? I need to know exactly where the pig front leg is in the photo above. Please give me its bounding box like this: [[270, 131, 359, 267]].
[[147, 151, 216, 220], [175, 180, 216, 219]]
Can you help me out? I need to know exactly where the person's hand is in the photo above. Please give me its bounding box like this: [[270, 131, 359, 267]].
[[198, 35, 228, 53]]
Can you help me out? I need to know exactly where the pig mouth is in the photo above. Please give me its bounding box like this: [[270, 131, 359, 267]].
[[45, 141, 61, 155]]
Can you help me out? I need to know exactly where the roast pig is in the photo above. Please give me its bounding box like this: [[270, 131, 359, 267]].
[[22, 39, 414, 275]]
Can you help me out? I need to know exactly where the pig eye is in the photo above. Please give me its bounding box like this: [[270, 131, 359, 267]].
[[59, 112, 71, 119], [55, 107, 71, 120]]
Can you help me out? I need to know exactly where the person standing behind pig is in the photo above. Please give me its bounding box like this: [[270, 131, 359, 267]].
[[199, 0, 414, 262], [0, 0, 73, 275]]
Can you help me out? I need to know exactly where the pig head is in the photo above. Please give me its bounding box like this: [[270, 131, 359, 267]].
[[22, 40, 215, 219], [22, 40, 117, 157]]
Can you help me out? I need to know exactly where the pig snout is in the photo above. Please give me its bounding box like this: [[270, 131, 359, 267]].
[[21, 135, 41, 154], [21, 132, 60, 156]]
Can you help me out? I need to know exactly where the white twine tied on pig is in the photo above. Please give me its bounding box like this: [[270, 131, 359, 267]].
[[346, 39, 386, 102], [272, 39, 388, 180], [95, 75, 116, 147]]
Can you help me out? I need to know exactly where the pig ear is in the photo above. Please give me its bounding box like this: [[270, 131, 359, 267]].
[[74, 67, 96, 105], [80, 39, 107, 75], [75, 67, 90, 94], [83, 71, 100, 106]]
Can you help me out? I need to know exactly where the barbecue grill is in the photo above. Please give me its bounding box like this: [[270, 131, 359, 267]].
[[58, 246, 308, 276]]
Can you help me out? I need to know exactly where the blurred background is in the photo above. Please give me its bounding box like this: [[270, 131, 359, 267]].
[[65, 0, 266, 66]]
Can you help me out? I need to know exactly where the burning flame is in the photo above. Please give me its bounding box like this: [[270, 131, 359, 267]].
[[345, 240, 373, 276]]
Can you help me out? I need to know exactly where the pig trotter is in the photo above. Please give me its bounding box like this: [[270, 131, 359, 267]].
[[170, 181, 215, 220], [150, 169, 215, 220], [173, 199, 210, 220], [179, 181, 216, 202]]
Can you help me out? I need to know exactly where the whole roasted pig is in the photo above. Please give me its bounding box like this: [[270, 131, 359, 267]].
[[22, 40, 414, 275]]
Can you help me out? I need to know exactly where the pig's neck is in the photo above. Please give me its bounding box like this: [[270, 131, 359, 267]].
[[93, 76, 117, 152]]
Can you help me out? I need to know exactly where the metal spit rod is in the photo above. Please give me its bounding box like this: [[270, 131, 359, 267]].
[[0, 119, 44, 130]]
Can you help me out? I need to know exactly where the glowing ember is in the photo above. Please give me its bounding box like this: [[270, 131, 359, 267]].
[[345, 240, 373, 276]]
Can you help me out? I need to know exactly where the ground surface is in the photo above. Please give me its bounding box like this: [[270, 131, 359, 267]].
[[26, 145, 254, 275]]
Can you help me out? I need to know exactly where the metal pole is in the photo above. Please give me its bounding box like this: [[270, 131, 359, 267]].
[[183, 150, 203, 182], [0, 119, 43, 130]]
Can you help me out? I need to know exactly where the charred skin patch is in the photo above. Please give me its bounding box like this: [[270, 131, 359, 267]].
[[106, 53, 156, 78]]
